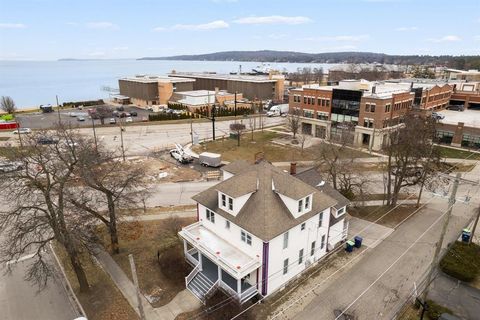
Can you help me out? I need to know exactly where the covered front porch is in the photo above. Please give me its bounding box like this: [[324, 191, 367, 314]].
[[179, 222, 261, 304]]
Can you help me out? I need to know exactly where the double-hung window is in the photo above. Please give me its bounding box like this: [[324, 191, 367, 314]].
[[241, 230, 252, 246], [321, 235, 326, 249], [283, 231, 289, 249], [305, 196, 310, 210], [311, 241, 316, 256], [283, 259, 289, 275], [228, 197, 233, 211], [299, 249, 304, 264], [318, 212, 323, 228], [206, 209, 215, 223], [221, 194, 226, 207], [298, 199, 303, 213], [301, 223, 306, 231]]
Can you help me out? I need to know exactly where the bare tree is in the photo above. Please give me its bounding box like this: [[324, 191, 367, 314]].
[[230, 123, 246, 147], [286, 108, 302, 140], [384, 114, 438, 206], [1, 96, 16, 114], [70, 144, 147, 254], [94, 105, 113, 125], [316, 140, 349, 190], [0, 127, 94, 292], [297, 134, 307, 154]]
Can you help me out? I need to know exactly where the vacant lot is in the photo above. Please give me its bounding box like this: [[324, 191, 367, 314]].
[[54, 243, 139, 320], [348, 205, 419, 228], [193, 131, 370, 162], [97, 217, 195, 307]]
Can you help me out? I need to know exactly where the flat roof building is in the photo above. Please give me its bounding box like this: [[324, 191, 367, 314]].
[[118, 75, 195, 107], [169, 72, 285, 102]]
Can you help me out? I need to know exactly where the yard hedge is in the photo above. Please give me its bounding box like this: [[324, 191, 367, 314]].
[[148, 112, 193, 121], [62, 99, 104, 108], [439, 241, 480, 282]]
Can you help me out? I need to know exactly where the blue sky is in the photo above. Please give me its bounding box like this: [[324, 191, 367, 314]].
[[0, 0, 479, 60]]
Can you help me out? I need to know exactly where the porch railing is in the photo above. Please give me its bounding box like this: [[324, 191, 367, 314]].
[[181, 222, 260, 276], [185, 264, 200, 287], [240, 286, 258, 304], [186, 248, 199, 265], [205, 280, 219, 300], [219, 280, 237, 297]]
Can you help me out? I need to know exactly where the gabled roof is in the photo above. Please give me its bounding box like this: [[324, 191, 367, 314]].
[[222, 160, 251, 175], [192, 161, 337, 241], [216, 170, 258, 198], [272, 170, 313, 200], [295, 167, 350, 209]]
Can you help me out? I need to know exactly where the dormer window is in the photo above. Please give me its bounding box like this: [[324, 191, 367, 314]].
[[219, 192, 234, 212], [305, 196, 310, 209], [296, 195, 312, 215], [298, 199, 303, 213], [337, 207, 345, 216]]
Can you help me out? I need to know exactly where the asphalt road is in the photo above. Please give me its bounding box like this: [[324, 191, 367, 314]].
[[0, 234, 78, 320], [291, 171, 480, 320]]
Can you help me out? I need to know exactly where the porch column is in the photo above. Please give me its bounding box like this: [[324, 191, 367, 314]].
[[218, 266, 222, 283], [199, 253, 203, 270], [237, 278, 242, 294]]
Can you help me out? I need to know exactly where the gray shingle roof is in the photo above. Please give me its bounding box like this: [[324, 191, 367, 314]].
[[192, 161, 337, 241], [221, 160, 251, 175]]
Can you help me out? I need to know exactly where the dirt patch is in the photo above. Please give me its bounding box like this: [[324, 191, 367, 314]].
[[348, 205, 419, 228], [128, 156, 201, 183], [53, 242, 139, 320], [97, 217, 196, 307]]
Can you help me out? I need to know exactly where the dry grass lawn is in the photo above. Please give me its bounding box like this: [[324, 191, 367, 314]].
[[349, 205, 419, 228], [193, 131, 370, 163], [97, 217, 196, 307], [53, 242, 139, 320]]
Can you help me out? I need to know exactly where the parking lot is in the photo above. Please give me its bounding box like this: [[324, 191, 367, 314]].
[[438, 109, 480, 127], [16, 105, 152, 130]]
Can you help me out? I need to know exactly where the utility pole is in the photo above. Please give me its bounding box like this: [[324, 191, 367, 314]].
[[91, 117, 98, 151], [211, 104, 216, 141], [234, 91, 237, 119], [56, 95, 61, 123], [119, 119, 126, 161], [128, 254, 146, 320], [190, 117, 194, 144], [469, 206, 480, 244], [422, 172, 461, 301]]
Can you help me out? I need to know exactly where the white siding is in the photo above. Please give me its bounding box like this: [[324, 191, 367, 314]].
[[217, 192, 253, 217], [265, 208, 330, 296], [328, 218, 345, 248]]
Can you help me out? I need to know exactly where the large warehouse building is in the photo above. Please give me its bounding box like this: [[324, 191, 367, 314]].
[[168, 72, 285, 102]]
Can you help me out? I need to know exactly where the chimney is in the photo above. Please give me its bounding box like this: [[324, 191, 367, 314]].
[[290, 162, 297, 175]]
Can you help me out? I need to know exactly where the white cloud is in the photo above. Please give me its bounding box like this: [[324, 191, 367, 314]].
[[428, 35, 461, 42], [154, 20, 229, 31], [300, 35, 369, 42], [86, 22, 119, 30], [0, 23, 26, 29], [233, 15, 312, 25], [395, 26, 418, 31]]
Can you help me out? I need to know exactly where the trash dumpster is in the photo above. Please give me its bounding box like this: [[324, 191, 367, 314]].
[[354, 236, 363, 248], [462, 228, 471, 242], [345, 240, 355, 253]]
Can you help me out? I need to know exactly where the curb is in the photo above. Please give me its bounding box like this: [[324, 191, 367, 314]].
[[49, 242, 87, 318]]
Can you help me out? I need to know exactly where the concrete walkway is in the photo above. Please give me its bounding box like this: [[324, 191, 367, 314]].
[[94, 210, 201, 320], [347, 216, 394, 249]]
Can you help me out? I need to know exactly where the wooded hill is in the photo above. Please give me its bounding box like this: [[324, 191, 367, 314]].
[[139, 50, 480, 70]]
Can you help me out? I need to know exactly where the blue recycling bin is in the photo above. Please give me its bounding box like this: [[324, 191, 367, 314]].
[[345, 240, 355, 253], [354, 236, 363, 248], [462, 228, 471, 243]]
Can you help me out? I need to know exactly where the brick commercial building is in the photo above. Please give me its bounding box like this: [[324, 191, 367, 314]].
[[289, 78, 480, 151], [118, 75, 195, 107], [169, 72, 285, 102], [170, 89, 247, 111]]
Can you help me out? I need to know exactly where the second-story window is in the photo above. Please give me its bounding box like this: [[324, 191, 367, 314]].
[[206, 209, 215, 223], [301, 222, 306, 231], [318, 212, 323, 228], [299, 249, 304, 264], [321, 235, 326, 249], [283, 231, 289, 249], [283, 258, 289, 275], [241, 230, 252, 246], [311, 241, 316, 256]]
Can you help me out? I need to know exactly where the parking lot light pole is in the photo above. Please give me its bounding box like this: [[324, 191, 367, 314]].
[[56, 95, 61, 123], [91, 117, 98, 151], [119, 118, 126, 162]]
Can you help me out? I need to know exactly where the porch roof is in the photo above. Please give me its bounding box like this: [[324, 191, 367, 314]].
[[179, 222, 261, 278]]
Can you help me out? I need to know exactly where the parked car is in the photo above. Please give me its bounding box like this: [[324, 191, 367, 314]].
[[446, 105, 464, 111], [77, 116, 86, 121], [0, 161, 23, 173], [109, 118, 116, 124], [37, 137, 59, 145], [116, 106, 125, 112], [432, 112, 445, 120], [125, 117, 133, 123], [141, 116, 148, 122], [13, 128, 32, 134], [170, 149, 193, 164], [130, 111, 138, 117]]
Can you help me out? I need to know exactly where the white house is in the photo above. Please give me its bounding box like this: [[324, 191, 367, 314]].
[[179, 160, 349, 304]]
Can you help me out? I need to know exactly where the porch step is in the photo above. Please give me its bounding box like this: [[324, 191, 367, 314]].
[[187, 271, 216, 301]]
